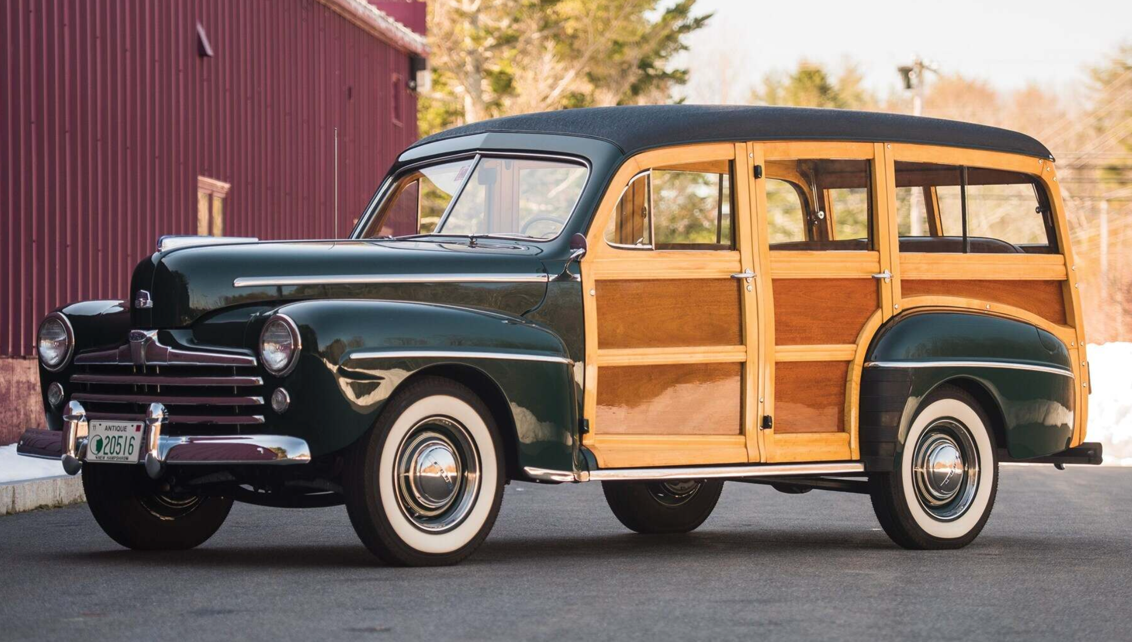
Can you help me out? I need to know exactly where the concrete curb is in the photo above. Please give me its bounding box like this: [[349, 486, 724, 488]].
[[0, 475, 86, 516]]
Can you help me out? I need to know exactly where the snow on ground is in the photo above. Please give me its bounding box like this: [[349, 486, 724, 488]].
[[0, 444, 65, 484], [1088, 342, 1132, 466]]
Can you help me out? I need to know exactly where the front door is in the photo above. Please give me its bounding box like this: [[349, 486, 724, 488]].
[[749, 142, 893, 463], [581, 143, 761, 468]]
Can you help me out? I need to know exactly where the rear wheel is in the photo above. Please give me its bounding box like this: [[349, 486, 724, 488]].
[[82, 463, 233, 550], [869, 384, 999, 549], [602, 479, 724, 534], [344, 377, 505, 566]]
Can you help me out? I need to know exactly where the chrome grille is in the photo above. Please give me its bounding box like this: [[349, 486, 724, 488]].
[[69, 331, 264, 433]]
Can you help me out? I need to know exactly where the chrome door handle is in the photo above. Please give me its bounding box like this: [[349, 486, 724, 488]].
[[731, 270, 756, 280], [872, 270, 892, 282]]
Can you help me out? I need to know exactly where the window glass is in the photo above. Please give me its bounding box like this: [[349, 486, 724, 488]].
[[765, 178, 807, 244], [364, 156, 586, 240], [893, 161, 1053, 253], [604, 161, 735, 251], [765, 158, 872, 251]]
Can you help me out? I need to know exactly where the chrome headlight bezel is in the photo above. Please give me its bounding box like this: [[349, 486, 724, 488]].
[[259, 314, 301, 376], [38, 312, 74, 372]]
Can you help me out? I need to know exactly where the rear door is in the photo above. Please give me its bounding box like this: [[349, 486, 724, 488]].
[[748, 142, 895, 463]]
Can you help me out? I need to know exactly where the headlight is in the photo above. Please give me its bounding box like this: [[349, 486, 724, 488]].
[[259, 315, 300, 376], [38, 313, 73, 371]]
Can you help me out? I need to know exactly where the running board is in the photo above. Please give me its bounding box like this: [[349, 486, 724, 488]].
[[524, 462, 865, 483]]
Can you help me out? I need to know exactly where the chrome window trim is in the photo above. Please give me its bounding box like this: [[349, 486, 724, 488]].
[[39, 312, 75, 372], [233, 273, 551, 288], [864, 360, 1074, 379], [349, 349, 573, 366], [351, 151, 593, 242]]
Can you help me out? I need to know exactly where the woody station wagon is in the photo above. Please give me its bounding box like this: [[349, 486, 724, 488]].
[[19, 105, 1102, 566]]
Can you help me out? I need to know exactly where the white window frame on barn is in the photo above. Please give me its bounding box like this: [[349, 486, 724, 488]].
[[197, 176, 232, 236]]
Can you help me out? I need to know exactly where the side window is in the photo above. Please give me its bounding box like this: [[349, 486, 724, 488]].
[[604, 161, 735, 251], [765, 159, 872, 251], [894, 161, 1055, 254]]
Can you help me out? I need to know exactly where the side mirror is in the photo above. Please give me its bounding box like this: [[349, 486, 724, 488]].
[[555, 233, 588, 281]]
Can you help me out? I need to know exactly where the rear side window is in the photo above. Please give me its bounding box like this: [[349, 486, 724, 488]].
[[764, 159, 872, 251], [894, 161, 1056, 254], [605, 161, 735, 251]]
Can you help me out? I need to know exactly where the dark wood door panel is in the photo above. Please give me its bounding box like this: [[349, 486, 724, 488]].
[[774, 361, 848, 433], [772, 278, 877, 345], [901, 279, 1067, 326], [596, 278, 743, 349]]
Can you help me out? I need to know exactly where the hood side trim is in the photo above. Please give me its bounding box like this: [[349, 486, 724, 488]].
[[233, 273, 551, 288]]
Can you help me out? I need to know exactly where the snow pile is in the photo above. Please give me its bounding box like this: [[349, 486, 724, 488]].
[[1087, 342, 1132, 466], [0, 444, 66, 484]]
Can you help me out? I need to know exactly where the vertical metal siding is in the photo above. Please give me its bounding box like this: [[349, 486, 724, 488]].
[[1, 0, 420, 357]]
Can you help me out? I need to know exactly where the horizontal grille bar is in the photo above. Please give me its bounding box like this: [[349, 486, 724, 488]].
[[73, 393, 264, 407], [71, 373, 263, 387], [86, 412, 265, 426]]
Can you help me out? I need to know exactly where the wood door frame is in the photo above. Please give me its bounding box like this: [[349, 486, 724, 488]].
[[752, 141, 893, 463], [581, 143, 762, 468]]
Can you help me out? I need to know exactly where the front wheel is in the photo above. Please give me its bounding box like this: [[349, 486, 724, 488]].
[[344, 377, 505, 566], [869, 384, 999, 549], [82, 463, 233, 550], [602, 479, 724, 534]]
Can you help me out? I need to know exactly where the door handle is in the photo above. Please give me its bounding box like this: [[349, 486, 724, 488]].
[[731, 270, 756, 280], [872, 270, 893, 282]]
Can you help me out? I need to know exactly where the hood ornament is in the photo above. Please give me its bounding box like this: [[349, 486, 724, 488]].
[[134, 290, 154, 309]]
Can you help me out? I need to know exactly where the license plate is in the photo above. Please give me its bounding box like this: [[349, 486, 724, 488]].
[[86, 421, 145, 463]]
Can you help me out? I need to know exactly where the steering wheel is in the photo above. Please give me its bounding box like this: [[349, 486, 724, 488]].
[[520, 216, 567, 237]]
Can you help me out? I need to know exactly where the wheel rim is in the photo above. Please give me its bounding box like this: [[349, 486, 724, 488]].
[[911, 418, 980, 521], [647, 480, 703, 507], [139, 492, 203, 520], [393, 416, 481, 533]]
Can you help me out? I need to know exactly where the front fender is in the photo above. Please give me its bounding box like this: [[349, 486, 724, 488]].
[[859, 311, 1075, 469], [267, 300, 578, 472]]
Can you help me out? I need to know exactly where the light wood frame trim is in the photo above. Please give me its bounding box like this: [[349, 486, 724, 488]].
[[587, 435, 748, 469], [597, 345, 746, 367], [775, 344, 857, 362]]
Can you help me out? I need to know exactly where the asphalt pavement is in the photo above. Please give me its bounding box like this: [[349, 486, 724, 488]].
[[0, 466, 1129, 642]]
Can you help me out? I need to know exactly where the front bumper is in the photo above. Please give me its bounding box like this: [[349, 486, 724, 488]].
[[16, 401, 310, 478]]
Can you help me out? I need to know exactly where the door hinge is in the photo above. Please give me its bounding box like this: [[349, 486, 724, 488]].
[[579, 418, 590, 435], [760, 415, 773, 430], [753, 164, 763, 179]]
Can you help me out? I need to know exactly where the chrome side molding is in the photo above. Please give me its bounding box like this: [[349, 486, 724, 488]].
[[349, 349, 573, 366], [864, 360, 1074, 379], [524, 461, 865, 483], [158, 235, 258, 252], [232, 273, 551, 288]]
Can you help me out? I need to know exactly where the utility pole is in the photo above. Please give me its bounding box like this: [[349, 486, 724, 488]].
[[898, 57, 939, 236]]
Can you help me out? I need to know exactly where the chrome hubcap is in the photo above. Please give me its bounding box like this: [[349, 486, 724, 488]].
[[648, 480, 703, 507], [912, 419, 979, 521], [394, 417, 480, 533]]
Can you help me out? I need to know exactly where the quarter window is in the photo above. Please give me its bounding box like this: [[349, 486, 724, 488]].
[[604, 161, 735, 251], [894, 161, 1055, 254]]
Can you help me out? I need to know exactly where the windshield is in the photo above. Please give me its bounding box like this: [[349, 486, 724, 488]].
[[362, 156, 588, 240]]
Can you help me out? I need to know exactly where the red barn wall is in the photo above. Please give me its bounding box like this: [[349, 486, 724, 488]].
[[0, 0, 421, 443]]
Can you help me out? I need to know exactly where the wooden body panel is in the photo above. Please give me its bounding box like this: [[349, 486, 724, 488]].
[[578, 139, 1086, 470], [771, 278, 878, 345], [596, 279, 742, 349], [596, 363, 741, 435]]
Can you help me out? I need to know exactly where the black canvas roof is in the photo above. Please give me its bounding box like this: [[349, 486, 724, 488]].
[[412, 105, 1053, 160]]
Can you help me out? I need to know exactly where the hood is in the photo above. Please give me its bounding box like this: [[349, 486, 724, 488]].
[[137, 239, 552, 328]]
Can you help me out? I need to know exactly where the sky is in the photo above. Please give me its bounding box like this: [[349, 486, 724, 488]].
[[680, 0, 1131, 104]]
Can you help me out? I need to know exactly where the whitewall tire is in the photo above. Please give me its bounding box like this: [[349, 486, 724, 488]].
[[345, 377, 505, 566], [869, 384, 999, 549]]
